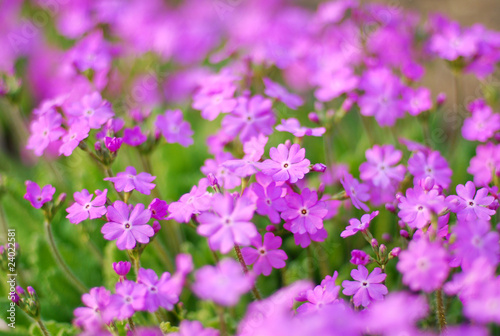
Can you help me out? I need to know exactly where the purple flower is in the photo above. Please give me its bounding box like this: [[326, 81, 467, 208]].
[[74, 287, 111, 330], [402, 87, 432, 116], [275, 118, 326, 137], [169, 320, 219, 336], [192, 72, 238, 121], [446, 181, 495, 221], [342, 265, 387, 307], [429, 15, 478, 61], [104, 166, 156, 195], [241, 232, 288, 276], [192, 258, 254, 306], [222, 95, 276, 142], [251, 175, 287, 224], [155, 110, 194, 147], [408, 150, 452, 189], [168, 179, 211, 223], [222, 136, 269, 178], [201, 152, 241, 189], [26, 111, 65, 156], [148, 198, 169, 220], [197, 193, 257, 253], [341, 173, 370, 211], [314, 67, 359, 102], [296, 283, 341, 315], [102, 280, 147, 321], [286, 224, 328, 248], [113, 261, 131, 280], [467, 142, 500, 186], [341, 211, 379, 238], [398, 184, 445, 229], [67, 92, 114, 129], [463, 277, 500, 324], [59, 120, 90, 156], [104, 137, 123, 153], [66, 189, 108, 224], [101, 201, 154, 250], [359, 144, 405, 188], [397, 238, 449, 292], [137, 268, 179, 312], [462, 99, 500, 142], [258, 143, 311, 183], [350, 250, 371, 266], [123, 126, 147, 147], [281, 189, 327, 235], [263, 78, 303, 109], [24, 181, 56, 209]]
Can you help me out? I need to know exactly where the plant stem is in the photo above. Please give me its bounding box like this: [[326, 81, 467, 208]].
[[216, 305, 228, 336], [436, 288, 447, 332], [128, 317, 136, 333], [36, 319, 51, 336], [44, 220, 88, 294], [234, 244, 262, 300], [0, 203, 9, 244]]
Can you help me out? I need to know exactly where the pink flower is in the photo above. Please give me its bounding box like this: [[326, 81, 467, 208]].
[[123, 126, 147, 147], [263, 78, 303, 109], [462, 99, 500, 142], [59, 120, 90, 156], [104, 166, 156, 195], [314, 67, 359, 102], [24, 181, 56, 209], [359, 144, 405, 188], [192, 72, 238, 121], [26, 111, 65, 156], [446, 181, 495, 221], [223, 136, 268, 178], [402, 87, 432, 116], [67, 92, 114, 129], [101, 201, 154, 250], [137, 268, 179, 312], [148, 198, 169, 220], [341, 211, 379, 238], [169, 320, 219, 336], [467, 142, 500, 186], [192, 258, 254, 306], [102, 280, 147, 321], [258, 143, 310, 183], [429, 15, 478, 61], [66, 189, 108, 224], [197, 193, 257, 253], [341, 173, 370, 211], [281, 188, 328, 235], [251, 174, 287, 224], [241, 232, 288, 276], [350, 250, 371, 266], [397, 238, 449, 292], [73, 287, 111, 331], [201, 152, 241, 189], [398, 184, 446, 229], [168, 179, 211, 223], [408, 150, 452, 189], [155, 110, 194, 147], [342, 265, 387, 307], [275, 118, 326, 137]]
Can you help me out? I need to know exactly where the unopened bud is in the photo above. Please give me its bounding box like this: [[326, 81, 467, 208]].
[[389, 247, 401, 258], [308, 112, 320, 124], [312, 163, 327, 173], [400, 230, 409, 239]]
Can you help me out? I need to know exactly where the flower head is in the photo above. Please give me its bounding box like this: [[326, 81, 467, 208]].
[[342, 265, 387, 307], [24, 181, 55, 209], [241, 232, 288, 276], [104, 166, 156, 195], [258, 143, 310, 183], [168, 179, 211, 223], [59, 120, 90, 156], [446, 181, 495, 221], [137, 268, 179, 312], [155, 110, 194, 147], [281, 188, 327, 235], [263, 78, 303, 109], [341, 173, 370, 211], [341, 211, 379, 238], [359, 144, 405, 188], [66, 189, 108, 224], [67, 92, 114, 129], [123, 126, 147, 147], [275, 118, 325, 137]]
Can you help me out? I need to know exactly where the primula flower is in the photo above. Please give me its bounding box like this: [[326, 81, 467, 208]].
[[258, 143, 310, 183], [341, 173, 370, 211], [408, 150, 452, 189], [73, 287, 111, 331], [101, 201, 154, 250], [222, 95, 275, 142], [104, 137, 123, 153], [446, 181, 495, 221], [66, 189, 108, 224], [197, 193, 257, 253], [251, 175, 287, 224], [275, 118, 326, 137], [462, 99, 500, 142], [168, 179, 211, 223], [314, 67, 359, 102], [359, 144, 405, 188], [342, 265, 387, 307], [286, 224, 328, 248], [241, 232, 288, 276], [104, 166, 156, 195], [467, 142, 500, 186], [123, 126, 147, 146], [26, 111, 65, 156], [297, 272, 341, 315], [67, 92, 114, 129], [281, 189, 328, 235], [223, 136, 268, 178], [113, 261, 131, 281], [263, 78, 303, 109], [398, 184, 446, 229], [169, 320, 219, 336], [24, 181, 55, 209], [341, 211, 379, 238], [402, 87, 432, 116], [137, 268, 179, 312], [201, 152, 241, 189], [192, 258, 254, 306], [148, 198, 169, 220], [59, 120, 90, 156], [192, 72, 238, 120], [463, 277, 500, 324], [429, 15, 478, 61], [350, 250, 371, 266], [397, 238, 449, 292], [155, 110, 194, 147], [102, 280, 147, 321]]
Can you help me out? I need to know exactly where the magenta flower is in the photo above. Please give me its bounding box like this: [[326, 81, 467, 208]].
[[222, 95, 276, 142], [402, 87, 432, 116], [467, 142, 500, 186], [359, 144, 405, 188], [342, 265, 387, 307], [197, 193, 257, 253], [286, 224, 328, 248], [429, 15, 478, 61], [341, 211, 379, 238], [398, 184, 445, 229], [296, 282, 341, 315], [73, 287, 111, 330], [101, 201, 154, 250], [67, 92, 114, 129], [26, 111, 65, 156], [102, 280, 147, 322], [258, 143, 311, 183], [137, 268, 179, 312], [168, 179, 211, 223], [281, 189, 327, 235], [350, 250, 371, 266], [263, 78, 303, 109], [24, 181, 56, 209], [341, 173, 370, 211], [397, 238, 449, 292], [169, 320, 219, 336], [104, 166, 156, 195], [462, 99, 500, 142], [241, 232, 288, 276], [113, 261, 131, 281], [123, 126, 147, 147], [59, 120, 90, 156], [192, 258, 254, 306], [66, 189, 108, 224], [201, 152, 241, 189], [408, 150, 452, 189], [148, 198, 169, 220], [223, 135, 269, 178], [314, 67, 359, 102], [446, 181, 495, 221], [155, 110, 194, 147], [104, 137, 123, 153], [192, 72, 238, 121], [251, 177, 287, 224], [275, 118, 326, 137]]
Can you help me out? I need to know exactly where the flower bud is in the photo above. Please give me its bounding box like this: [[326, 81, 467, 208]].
[[436, 92, 446, 106], [113, 261, 131, 278], [389, 247, 401, 258], [379, 244, 387, 255], [382, 233, 391, 242], [16, 286, 25, 296], [400, 230, 409, 238], [94, 141, 102, 152], [385, 203, 396, 213], [371, 238, 378, 248], [266, 225, 277, 232], [308, 112, 320, 124], [312, 163, 327, 173], [27, 286, 36, 296], [104, 137, 123, 153], [350, 249, 370, 266], [153, 221, 161, 234]]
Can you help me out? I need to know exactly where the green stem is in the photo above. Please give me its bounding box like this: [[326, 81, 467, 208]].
[[436, 288, 447, 332], [44, 220, 88, 294], [0, 203, 9, 244], [216, 305, 228, 336], [234, 244, 262, 300], [128, 317, 136, 333], [36, 319, 51, 336]]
